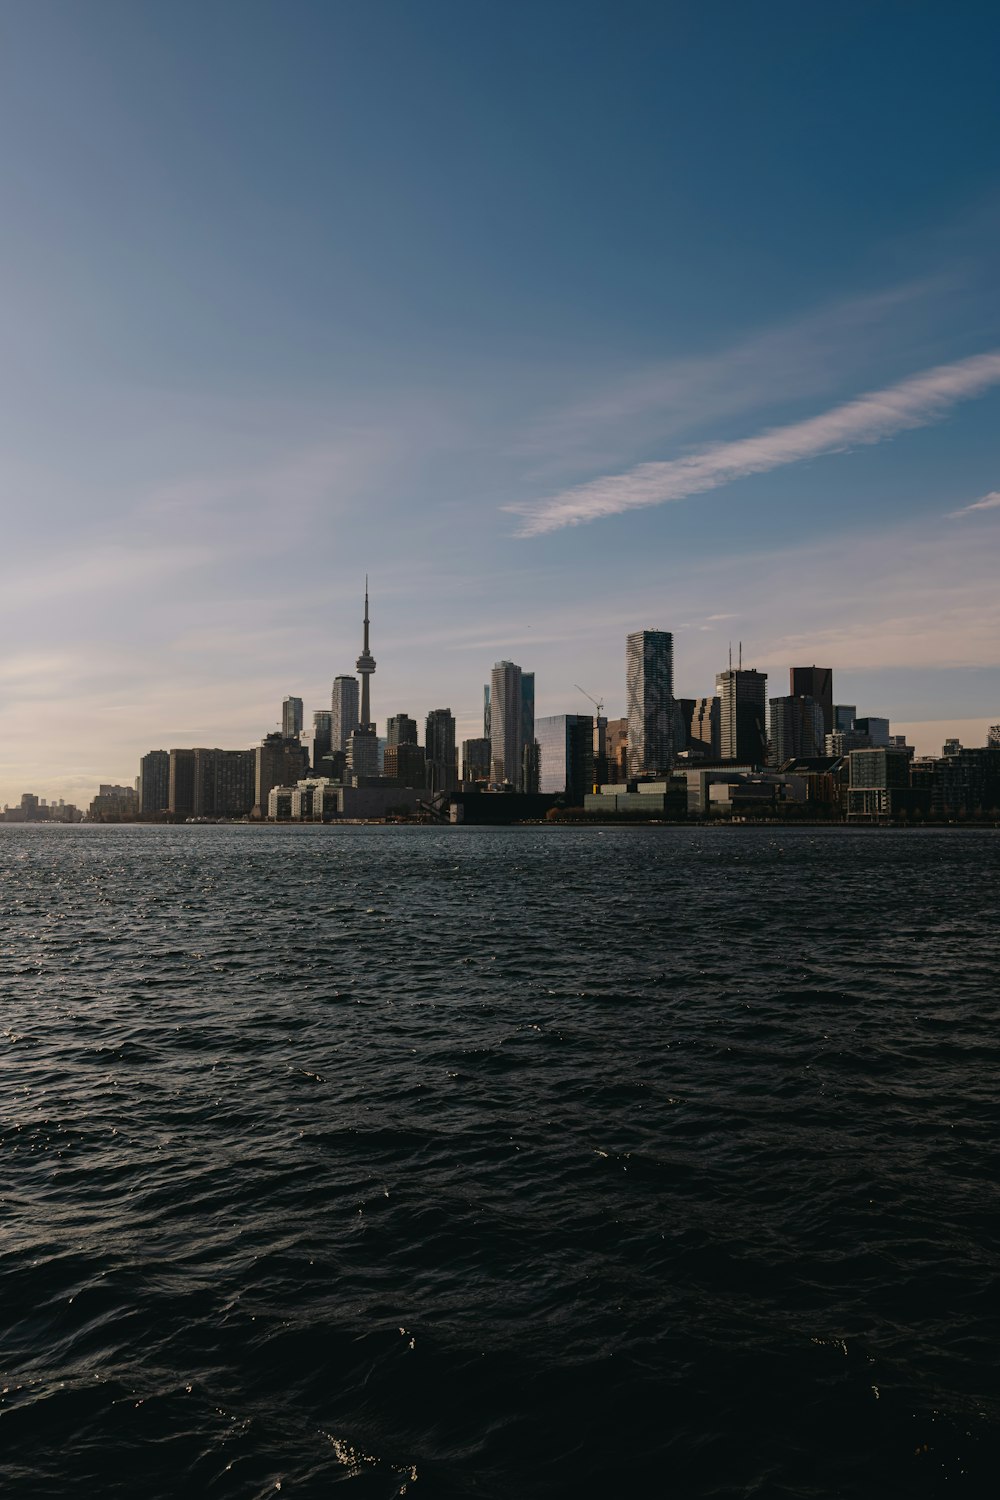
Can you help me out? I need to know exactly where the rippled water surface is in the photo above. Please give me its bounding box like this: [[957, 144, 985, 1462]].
[[2, 824, 999, 1498]]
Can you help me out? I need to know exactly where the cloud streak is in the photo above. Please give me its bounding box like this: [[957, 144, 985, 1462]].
[[948, 489, 1000, 518], [510, 351, 1000, 536]]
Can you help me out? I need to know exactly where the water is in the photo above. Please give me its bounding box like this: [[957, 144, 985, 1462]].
[[2, 824, 998, 1498]]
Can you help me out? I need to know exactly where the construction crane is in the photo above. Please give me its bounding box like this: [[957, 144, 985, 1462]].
[[575, 684, 604, 718]]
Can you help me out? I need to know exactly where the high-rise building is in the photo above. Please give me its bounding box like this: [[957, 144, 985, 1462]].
[[834, 705, 857, 733], [990, 724, 1000, 749], [307, 711, 333, 772], [461, 737, 492, 782], [673, 697, 696, 755], [521, 673, 535, 755], [790, 666, 834, 736], [331, 676, 360, 753], [626, 630, 674, 777], [769, 695, 825, 766], [282, 696, 304, 738], [168, 749, 196, 817], [138, 750, 170, 816], [689, 697, 721, 760], [522, 740, 540, 794], [716, 668, 768, 765], [425, 708, 457, 793], [605, 718, 628, 781], [254, 734, 309, 817], [356, 579, 376, 728], [346, 726, 378, 783], [384, 742, 426, 787], [490, 660, 524, 786], [483, 684, 491, 740], [387, 714, 418, 747], [193, 748, 256, 817], [854, 716, 890, 748], [536, 714, 595, 802]]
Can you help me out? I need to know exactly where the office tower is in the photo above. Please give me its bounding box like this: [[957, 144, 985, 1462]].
[[425, 708, 458, 793], [790, 666, 834, 736], [282, 696, 304, 739], [673, 697, 696, 756], [346, 726, 378, 783], [483, 684, 491, 739], [387, 714, 418, 747], [461, 737, 492, 782], [522, 740, 540, 794], [854, 716, 890, 748], [626, 630, 674, 777], [168, 749, 196, 817], [331, 675, 360, 753], [834, 704, 857, 732], [690, 697, 721, 760], [192, 748, 256, 817], [536, 714, 595, 801], [521, 673, 535, 754], [254, 733, 309, 817], [356, 579, 376, 728], [384, 743, 426, 787], [605, 718, 628, 780], [769, 695, 824, 765], [490, 660, 524, 786], [138, 750, 170, 816], [307, 711, 333, 772], [716, 667, 768, 764]]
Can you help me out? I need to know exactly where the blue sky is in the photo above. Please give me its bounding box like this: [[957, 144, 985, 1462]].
[[2, 0, 999, 804]]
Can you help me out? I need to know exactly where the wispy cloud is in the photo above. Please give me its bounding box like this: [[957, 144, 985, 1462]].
[[947, 489, 1000, 518], [510, 351, 1000, 536]]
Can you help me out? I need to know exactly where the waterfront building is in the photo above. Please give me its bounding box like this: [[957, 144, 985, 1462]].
[[769, 695, 825, 765], [384, 742, 426, 787], [790, 666, 834, 735], [282, 696, 304, 739], [716, 667, 768, 765], [536, 714, 595, 802], [387, 714, 418, 747], [267, 786, 294, 820], [626, 630, 674, 777], [138, 750, 170, 816], [461, 737, 492, 783], [689, 697, 721, 760], [331, 675, 360, 752], [825, 729, 872, 756], [847, 747, 911, 818], [88, 784, 139, 821], [192, 748, 255, 817], [254, 734, 309, 817], [490, 660, 524, 786], [425, 708, 457, 793], [169, 749, 196, 817], [356, 580, 376, 728]]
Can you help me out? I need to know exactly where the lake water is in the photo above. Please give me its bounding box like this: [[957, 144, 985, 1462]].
[[2, 824, 998, 1497]]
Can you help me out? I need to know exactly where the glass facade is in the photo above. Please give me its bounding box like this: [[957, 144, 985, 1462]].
[[626, 631, 674, 777]]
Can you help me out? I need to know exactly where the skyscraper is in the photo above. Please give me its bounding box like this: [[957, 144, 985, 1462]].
[[689, 697, 721, 759], [168, 749, 196, 817], [387, 714, 418, 747], [789, 666, 834, 736], [490, 660, 523, 786], [307, 710, 333, 771], [282, 696, 304, 738], [356, 579, 376, 729], [521, 672, 535, 754], [769, 695, 824, 765], [626, 630, 674, 777], [331, 676, 360, 753], [716, 667, 768, 764], [425, 708, 457, 793]]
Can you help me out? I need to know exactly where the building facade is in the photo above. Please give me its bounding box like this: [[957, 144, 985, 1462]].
[[331, 675, 360, 753], [536, 714, 595, 802], [490, 660, 524, 786], [138, 750, 170, 816], [689, 697, 721, 760], [626, 630, 674, 777], [769, 695, 825, 765], [387, 714, 418, 747], [716, 668, 768, 765], [384, 743, 426, 786], [425, 708, 457, 793], [282, 696, 304, 738], [254, 734, 309, 817], [461, 737, 492, 783], [789, 666, 834, 736]]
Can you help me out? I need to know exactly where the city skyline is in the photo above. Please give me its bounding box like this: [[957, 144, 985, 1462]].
[[2, 4, 999, 806]]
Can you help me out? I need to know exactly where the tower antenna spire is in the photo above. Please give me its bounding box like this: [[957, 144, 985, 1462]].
[[356, 576, 376, 727]]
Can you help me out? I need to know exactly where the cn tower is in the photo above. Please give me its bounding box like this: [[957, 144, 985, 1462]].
[[356, 577, 376, 729]]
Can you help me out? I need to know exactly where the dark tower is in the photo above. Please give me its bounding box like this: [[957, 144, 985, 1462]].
[[356, 578, 376, 729]]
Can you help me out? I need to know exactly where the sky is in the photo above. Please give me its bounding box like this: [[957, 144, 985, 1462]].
[[1, 0, 999, 807]]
